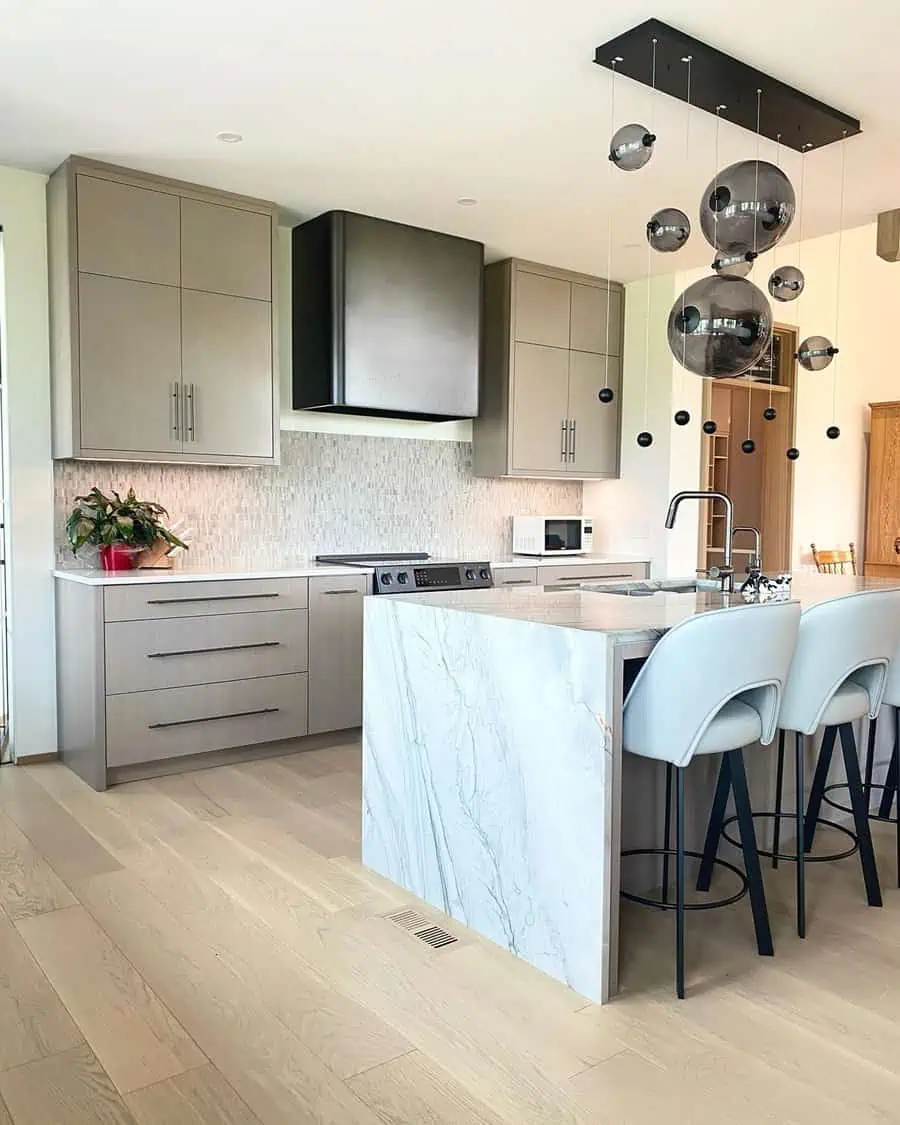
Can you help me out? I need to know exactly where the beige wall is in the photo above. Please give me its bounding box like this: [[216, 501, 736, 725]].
[[586, 221, 897, 576], [0, 164, 57, 759]]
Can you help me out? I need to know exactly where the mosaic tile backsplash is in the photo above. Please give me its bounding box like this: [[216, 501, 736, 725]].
[[54, 431, 583, 569]]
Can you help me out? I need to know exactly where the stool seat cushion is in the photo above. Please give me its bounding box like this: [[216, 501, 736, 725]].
[[817, 681, 869, 727], [695, 700, 764, 756]]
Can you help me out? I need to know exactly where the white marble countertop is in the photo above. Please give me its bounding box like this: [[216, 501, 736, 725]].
[[54, 551, 650, 585], [382, 573, 900, 636], [490, 552, 650, 569], [53, 559, 369, 585]]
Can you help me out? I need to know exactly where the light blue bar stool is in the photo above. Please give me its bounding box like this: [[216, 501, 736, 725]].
[[621, 600, 800, 999]]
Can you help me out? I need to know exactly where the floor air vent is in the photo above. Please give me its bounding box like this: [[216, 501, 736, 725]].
[[385, 908, 458, 949]]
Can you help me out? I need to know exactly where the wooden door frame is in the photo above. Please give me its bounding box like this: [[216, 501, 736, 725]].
[[696, 322, 799, 573]]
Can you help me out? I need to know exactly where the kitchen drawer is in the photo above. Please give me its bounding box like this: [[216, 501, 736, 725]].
[[106, 673, 308, 768], [492, 567, 538, 587], [105, 609, 308, 695], [104, 577, 308, 621], [537, 562, 649, 585]]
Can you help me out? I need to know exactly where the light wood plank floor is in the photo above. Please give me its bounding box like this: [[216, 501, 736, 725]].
[[0, 744, 896, 1121]]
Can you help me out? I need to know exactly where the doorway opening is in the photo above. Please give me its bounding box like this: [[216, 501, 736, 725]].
[[698, 323, 798, 575]]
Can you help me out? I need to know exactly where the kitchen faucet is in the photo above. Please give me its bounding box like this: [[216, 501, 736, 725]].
[[733, 525, 763, 574], [665, 490, 735, 592]]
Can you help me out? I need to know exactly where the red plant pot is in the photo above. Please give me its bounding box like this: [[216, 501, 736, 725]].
[[99, 544, 135, 572]]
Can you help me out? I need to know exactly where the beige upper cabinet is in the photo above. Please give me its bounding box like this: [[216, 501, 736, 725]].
[[48, 156, 279, 465], [570, 282, 622, 356], [181, 198, 272, 301], [473, 258, 624, 480], [514, 271, 570, 348], [181, 290, 274, 459], [76, 175, 180, 286]]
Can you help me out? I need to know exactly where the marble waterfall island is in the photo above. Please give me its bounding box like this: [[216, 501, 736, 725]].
[[362, 587, 668, 1004]]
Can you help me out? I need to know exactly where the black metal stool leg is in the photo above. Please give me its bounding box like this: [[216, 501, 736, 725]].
[[804, 726, 837, 852], [772, 730, 785, 870], [864, 715, 878, 808], [796, 732, 806, 939], [896, 710, 900, 889], [727, 749, 774, 957], [878, 712, 899, 819], [675, 766, 685, 1000], [697, 754, 731, 893], [661, 762, 673, 906], [839, 722, 883, 907]]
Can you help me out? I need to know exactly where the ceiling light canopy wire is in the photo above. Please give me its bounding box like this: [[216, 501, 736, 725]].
[[832, 131, 848, 425], [602, 58, 619, 395]]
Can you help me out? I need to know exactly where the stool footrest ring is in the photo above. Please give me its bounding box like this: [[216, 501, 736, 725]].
[[821, 781, 898, 826], [620, 848, 748, 911], [721, 811, 857, 864]]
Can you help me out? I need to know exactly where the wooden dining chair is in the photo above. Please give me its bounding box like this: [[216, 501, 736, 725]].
[[811, 543, 857, 575]]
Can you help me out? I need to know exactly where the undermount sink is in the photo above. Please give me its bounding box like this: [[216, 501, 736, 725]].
[[584, 578, 721, 597]]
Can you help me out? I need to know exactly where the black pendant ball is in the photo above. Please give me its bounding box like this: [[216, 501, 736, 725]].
[[636, 431, 654, 448], [674, 410, 690, 426], [741, 439, 756, 454], [702, 420, 717, 435], [598, 387, 615, 404], [786, 447, 800, 460], [827, 425, 840, 440], [763, 406, 777, 421]]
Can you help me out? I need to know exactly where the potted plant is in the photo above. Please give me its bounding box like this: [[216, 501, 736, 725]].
[[66, 487, 188, 571]]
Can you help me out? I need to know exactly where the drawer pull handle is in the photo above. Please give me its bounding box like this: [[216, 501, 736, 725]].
[[550, 573, 632, 581], [147, 641, 281, 659], [148, 707, 279, 730], [322, 589, 360, 596], [501, 579, 532, 585], [145, 593, 280, 605]]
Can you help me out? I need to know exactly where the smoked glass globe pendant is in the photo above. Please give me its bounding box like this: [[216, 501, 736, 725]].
[[699, 160, 795, 256], [667, 275, 772, 378], [609, 123, 656, 171]]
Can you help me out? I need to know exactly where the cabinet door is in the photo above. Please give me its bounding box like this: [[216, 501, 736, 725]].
[[866, 404, 900, 565], [78, 273, 182, 455], [307, 575, 368, 734], [511, 343, 570, 474], [76, 175, 180, 286], [181, 289, 274, 459], [181, 199, 272, 301], [567, 351, 621, 478], [570, 282, 622, 355], [513, 270, 571, 348]]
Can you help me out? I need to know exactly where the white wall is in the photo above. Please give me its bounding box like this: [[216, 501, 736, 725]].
[[0, 165, 57, 759], [587, 221, 899, 575]]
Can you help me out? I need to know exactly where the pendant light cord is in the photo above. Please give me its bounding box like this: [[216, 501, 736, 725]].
[[747, 89, 762, 441], [642, 37, 658, 431], [602, 60, 619, 392], [832, 132, 848, 424], [680, 55, 692, 400]]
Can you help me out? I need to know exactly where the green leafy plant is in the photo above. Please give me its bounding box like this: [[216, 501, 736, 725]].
[[66, 487, 188, 555]]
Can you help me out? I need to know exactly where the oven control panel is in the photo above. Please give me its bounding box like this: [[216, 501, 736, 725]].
[[372, 562, 493, 594]]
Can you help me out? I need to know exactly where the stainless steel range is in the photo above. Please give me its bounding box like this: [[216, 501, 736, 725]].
[[316, 553, 493, 594]]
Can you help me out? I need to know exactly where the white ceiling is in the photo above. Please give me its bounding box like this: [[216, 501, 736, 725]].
[[0, 0, 896, 281]]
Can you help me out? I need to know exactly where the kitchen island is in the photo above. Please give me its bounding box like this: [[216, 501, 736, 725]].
[[362, 574, 900, 1004]]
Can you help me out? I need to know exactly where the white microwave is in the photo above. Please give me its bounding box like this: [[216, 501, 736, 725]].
[[512, 516, 594, 556]]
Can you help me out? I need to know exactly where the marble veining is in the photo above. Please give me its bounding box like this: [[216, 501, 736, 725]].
[[362, 597, 614, 999], [54, 431, 582, 568]]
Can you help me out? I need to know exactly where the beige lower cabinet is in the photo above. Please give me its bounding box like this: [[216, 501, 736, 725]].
[[307, 575, 368, 735], [56, 574, 363, 790]]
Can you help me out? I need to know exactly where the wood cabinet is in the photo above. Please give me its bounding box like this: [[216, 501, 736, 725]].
[[307, 575, 368, 735], [56, 573, 370, 790], [48, 157, 278, 465], [474, 258, 624, 480], [865, 402, 900, 576]]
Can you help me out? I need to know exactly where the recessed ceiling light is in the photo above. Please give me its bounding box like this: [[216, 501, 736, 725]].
[[216, 131, 243, 144], [456, 197, 478, 207]]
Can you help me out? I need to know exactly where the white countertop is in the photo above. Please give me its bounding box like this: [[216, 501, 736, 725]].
[[490, 552, 650, 569], [378, 573, 900, 636], [53, 559, 369, 585], [54, 551, 650, 585]]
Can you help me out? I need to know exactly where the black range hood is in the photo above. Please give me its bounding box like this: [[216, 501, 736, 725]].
[[291, 210, 483, 421]]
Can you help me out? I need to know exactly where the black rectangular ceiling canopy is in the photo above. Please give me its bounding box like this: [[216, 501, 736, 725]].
[[594, 19, 860, 152]]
